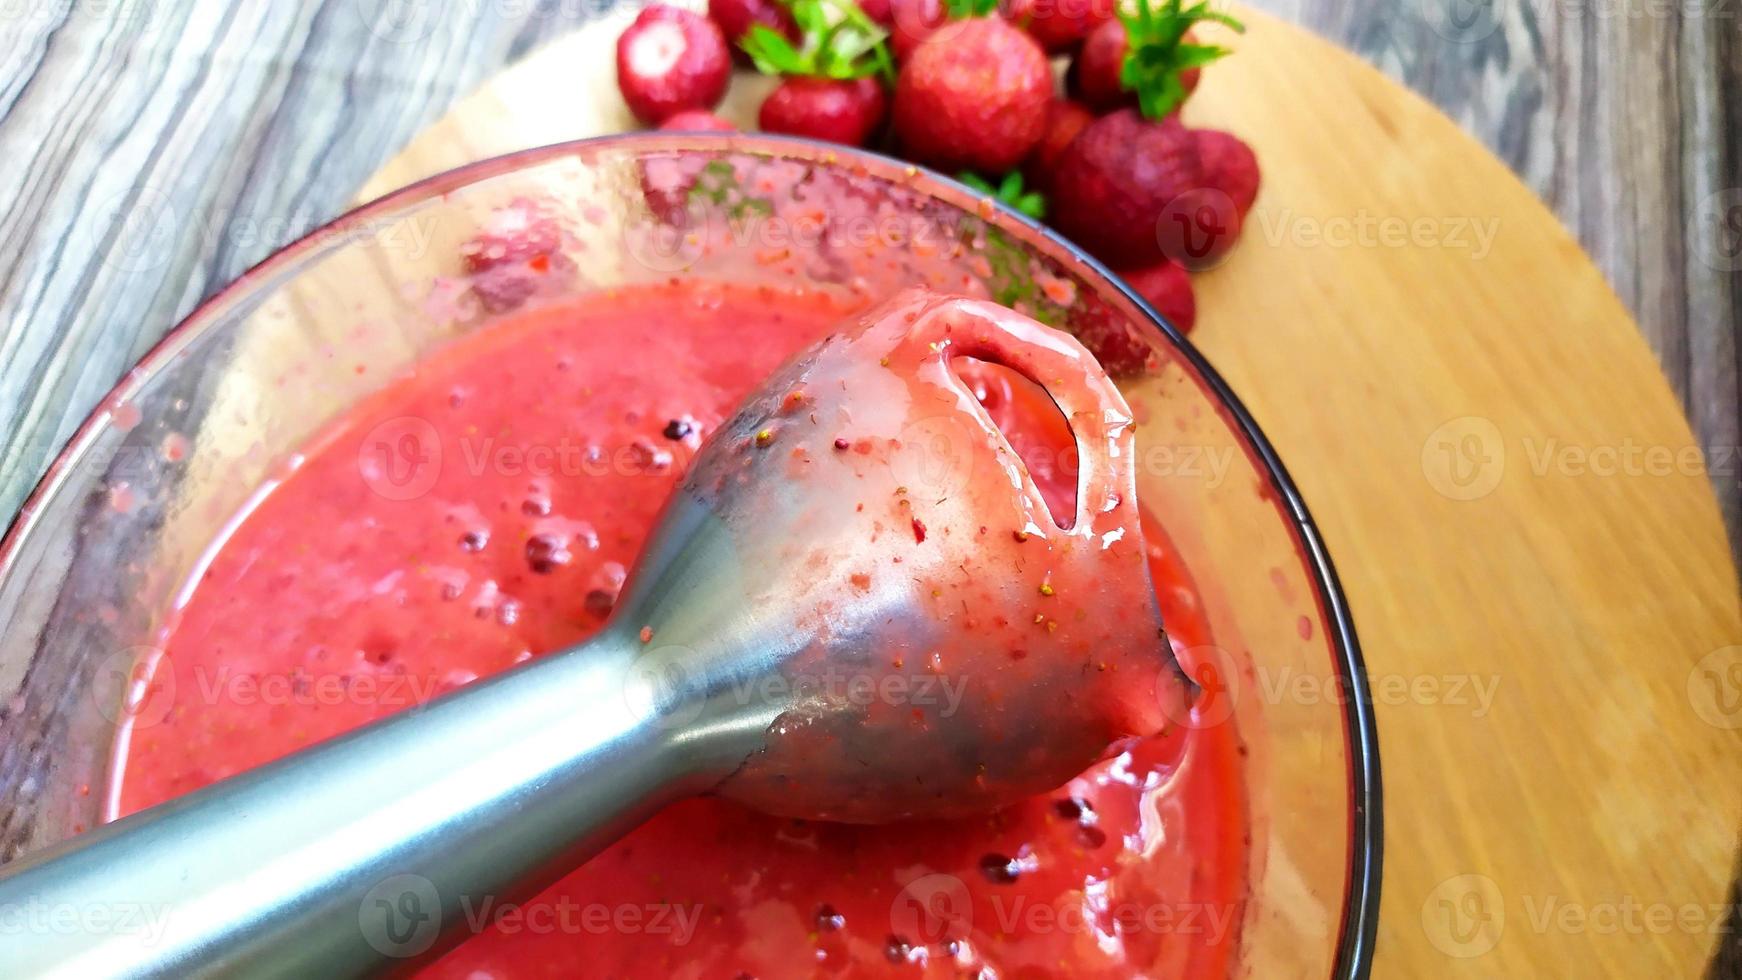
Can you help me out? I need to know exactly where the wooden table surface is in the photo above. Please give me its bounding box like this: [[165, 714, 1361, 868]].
[[1, 0, 1738, 974]]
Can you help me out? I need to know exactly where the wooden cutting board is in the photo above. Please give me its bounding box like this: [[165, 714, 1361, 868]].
[[359, 6, 1742, 976]]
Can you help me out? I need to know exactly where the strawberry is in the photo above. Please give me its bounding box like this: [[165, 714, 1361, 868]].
[[709, 0, 797, 54], [887, 0, 948, 59], [1117, 259, 1196, 333], [893, 17, 1051, 173], [1020, 0, 1116, 52], [759, 77, 888, 145], [996, 0, 1033, 26], [740, 0, 894, 146], [1023, 98, 1095, 192], [616, 5, 732, 124], [1192, 128, 1260, 215], [892, 0, 1025, 61], [1050, 109, 1203, 265], [657, 109, 738, 131], [1051, 0, 1247, 267], [1070, 0, 1240, 116], [859, 0, 895, 24], [1069, 18, 1131, 110], [1072, 23, 1206, 112]]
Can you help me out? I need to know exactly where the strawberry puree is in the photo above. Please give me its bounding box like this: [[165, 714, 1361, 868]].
[[113, 280, 1248, 978]]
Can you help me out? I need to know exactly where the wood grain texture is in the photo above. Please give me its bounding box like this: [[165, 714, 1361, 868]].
[[1251, 0, 1742, 565], [0, 0, 1738, 975]]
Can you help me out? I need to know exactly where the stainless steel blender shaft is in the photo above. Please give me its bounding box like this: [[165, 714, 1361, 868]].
[[0, 491, 787, 979], [0, 630, 698, 978]]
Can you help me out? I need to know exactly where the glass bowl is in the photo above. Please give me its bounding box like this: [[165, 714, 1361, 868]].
[[0, 134, 1379, 977]]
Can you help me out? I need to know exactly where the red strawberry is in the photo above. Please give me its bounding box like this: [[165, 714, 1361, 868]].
[[709, 0, 797, 52], [740, 0, 895, 136], [888, 0, 948, 60], [1024, 98, 1095, 192], [1072, 0, 1242, 118], [893, 18, 1051, 173], [1022, 0, 1116, 52], [1070, 18, 1130, 110], [1050, 109, 1205, 265], [658, 109, 738, 131], [738, 0, 892, 147], [997, 0, 1033, 25], [1071, 21, 1203, 111], [616, 5, 731, 124], [759, 77, 888, 146], [1192, 128, 1260, 215], [1054, 111, 1244, 269], [859, 0, 895, 25], [1118, 259, 1196, 333]]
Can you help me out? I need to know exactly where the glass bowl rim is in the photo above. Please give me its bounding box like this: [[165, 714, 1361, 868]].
[[0, 131, 1381, 978]]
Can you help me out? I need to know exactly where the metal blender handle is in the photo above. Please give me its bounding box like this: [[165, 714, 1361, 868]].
[[0, 624, 735, 979]]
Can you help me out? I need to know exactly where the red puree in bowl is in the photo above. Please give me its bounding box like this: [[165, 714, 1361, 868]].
[[113, 281, 1249, 978]]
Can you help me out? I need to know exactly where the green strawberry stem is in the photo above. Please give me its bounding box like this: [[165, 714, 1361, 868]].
[[741, 0, 895, 83], [959, 171, 1048, 221], [1120, 0, 1244, 120]]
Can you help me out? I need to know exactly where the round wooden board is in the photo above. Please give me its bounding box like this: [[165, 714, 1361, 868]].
[[360, 6, 1742, 975]]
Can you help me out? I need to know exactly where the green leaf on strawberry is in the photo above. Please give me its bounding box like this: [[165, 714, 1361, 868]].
[[741, 0, 895, 83], [959, 171, 1047, 221], [944, 0, 1001, 17], [1119, 0, 1244, 120]]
